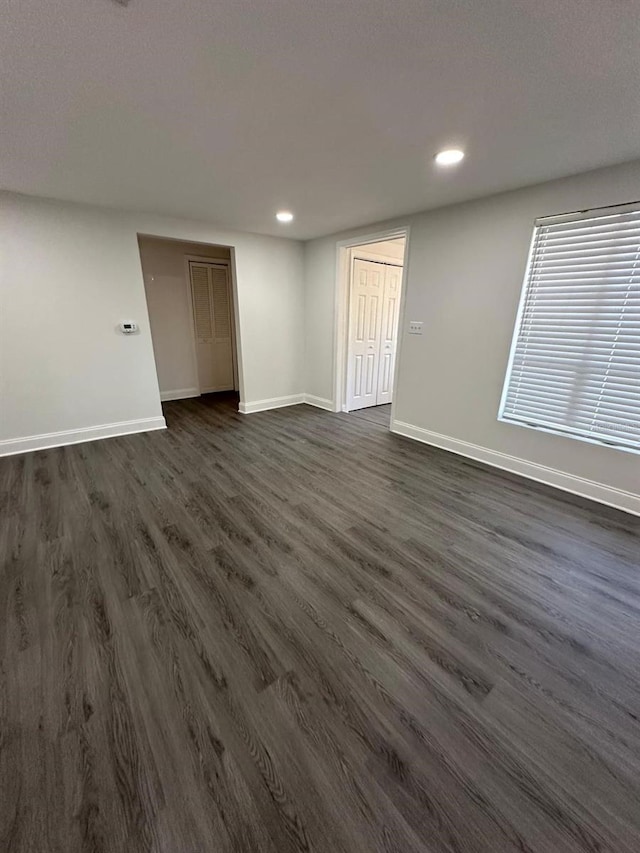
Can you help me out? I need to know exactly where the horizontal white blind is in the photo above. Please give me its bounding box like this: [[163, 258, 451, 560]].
[[500, 202, 640, 451]]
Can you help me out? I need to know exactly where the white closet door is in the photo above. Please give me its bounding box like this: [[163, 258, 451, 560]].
[[190, 262, 234, 393], [376, 264, 402, 404], [347, 259, 384, 410]]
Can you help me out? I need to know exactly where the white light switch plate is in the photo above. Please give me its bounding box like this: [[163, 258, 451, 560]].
[[408, 321, 423, 335]]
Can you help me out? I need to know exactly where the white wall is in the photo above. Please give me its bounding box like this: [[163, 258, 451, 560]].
[[138, 237, 231, 400], [356, 239, 406, 261], [1, 192, 305, 454], [0, 193, 165, 451], [304, 160, 640, 513]]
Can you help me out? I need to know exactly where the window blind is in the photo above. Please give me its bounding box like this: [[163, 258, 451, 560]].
[[499, 202, 640, 451]]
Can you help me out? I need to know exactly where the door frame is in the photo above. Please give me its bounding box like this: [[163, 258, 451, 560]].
[[184, 255, 239, 394], [333, 227, 410, 419]]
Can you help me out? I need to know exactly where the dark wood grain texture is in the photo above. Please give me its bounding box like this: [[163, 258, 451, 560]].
[[347, 404, 391, 426], [1, 392, 639, 852]]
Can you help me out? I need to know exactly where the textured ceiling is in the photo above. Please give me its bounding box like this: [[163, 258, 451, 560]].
[[2, 0, 640, 239]]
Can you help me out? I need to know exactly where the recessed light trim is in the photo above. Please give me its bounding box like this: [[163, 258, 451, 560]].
[[276, 211, 294, 223], [434, 148, 465, 166]]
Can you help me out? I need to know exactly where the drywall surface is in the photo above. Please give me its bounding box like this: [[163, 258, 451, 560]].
[[356, 239, 406, 260], [1, 193, 164, 445], [1, 192, 304, 448], [138, 237, 231, 399], [303, 160, 640, 500]]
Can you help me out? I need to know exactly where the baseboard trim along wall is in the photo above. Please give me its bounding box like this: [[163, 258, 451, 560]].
[[391, 419, 640, 517], [303, 394, 335, 411], [239, 394, 336, 414], [0, 417, 167, 458], [239, 394, 305, 414], [160, 387, 200, 402]]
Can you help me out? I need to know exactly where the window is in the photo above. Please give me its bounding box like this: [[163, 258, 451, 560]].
[[499, 202, 640, 452]]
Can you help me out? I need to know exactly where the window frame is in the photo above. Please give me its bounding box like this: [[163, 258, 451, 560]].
[[498, 201, 640, 456]]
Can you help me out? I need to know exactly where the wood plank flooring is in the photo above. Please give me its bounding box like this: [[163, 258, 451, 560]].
[[1, 392, 640, 852], [347, 404, 391, 426]]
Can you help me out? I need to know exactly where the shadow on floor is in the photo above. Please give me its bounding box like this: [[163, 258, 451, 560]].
[[346, 404, 392, 427]]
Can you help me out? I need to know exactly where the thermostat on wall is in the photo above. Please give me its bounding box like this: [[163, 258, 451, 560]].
[[119, 321, 138, 334]]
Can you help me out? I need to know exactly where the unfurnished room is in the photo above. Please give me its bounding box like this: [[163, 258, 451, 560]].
[[1, 1, 639, 851]]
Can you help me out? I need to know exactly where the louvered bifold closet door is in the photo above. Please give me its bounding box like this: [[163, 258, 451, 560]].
[[191, 264, 214, 342], [500, 203, 640, 450], [190, 262, 235, 393], [210, 267, 232, 341], [209, 266, 234, 391]]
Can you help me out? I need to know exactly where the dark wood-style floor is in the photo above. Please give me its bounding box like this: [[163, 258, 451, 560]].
[[348, 404, 392, 427], [1, 394, 640, 853]]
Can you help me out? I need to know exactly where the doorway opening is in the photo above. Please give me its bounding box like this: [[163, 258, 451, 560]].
[[137, 235, 241, 408], [335, 230, 409, 428]]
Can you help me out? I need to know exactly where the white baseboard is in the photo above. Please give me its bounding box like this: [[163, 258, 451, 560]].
[[0, 417, 167, 458], [391, 420, 640, 517], [239, 394, 305, 415], [303, 394, 335, 411], [160, 387, 200, 402]]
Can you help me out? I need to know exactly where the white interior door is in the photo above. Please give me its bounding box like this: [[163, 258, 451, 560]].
[[377, 264, 402, 405], [347, 259, 384, 410], [190, 262, 235, 393], [347, 257, 403, 410]]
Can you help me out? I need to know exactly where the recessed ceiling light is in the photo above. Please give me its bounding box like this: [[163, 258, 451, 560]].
[[434, 148, 465, 166], [276, 211, 294, 223]]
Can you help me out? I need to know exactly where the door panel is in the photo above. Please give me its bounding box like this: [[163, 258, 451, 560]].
[[354, 354, 363, 397], [208, 266, 234, 392], [376, 264, 403, 405], [190, 262, 235, 394], [347, 259, 384, 410], [379, 352, 393, 395], [365, 352, 376, 395]]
